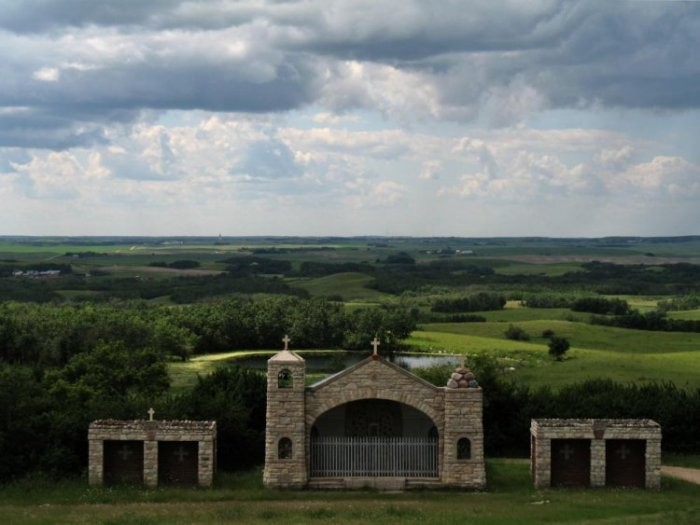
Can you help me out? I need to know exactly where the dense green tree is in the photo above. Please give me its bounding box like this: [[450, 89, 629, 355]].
[[172, 366, 266, 470], [548, 336, 570, 361]]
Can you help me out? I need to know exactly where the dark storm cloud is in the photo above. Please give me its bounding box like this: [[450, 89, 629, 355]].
[[6, 59, 319, 113], [0, 109, 109, 149], [0, 0, 176, 32], [0, 0, 699, 151]]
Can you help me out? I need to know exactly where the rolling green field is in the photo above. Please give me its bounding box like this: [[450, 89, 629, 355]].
[[168, 313, 700, 392], [0, 461, 698, 525], [290, 272, 393, 302], [408, 318, 700, 389], [668, 309, 700, 321]]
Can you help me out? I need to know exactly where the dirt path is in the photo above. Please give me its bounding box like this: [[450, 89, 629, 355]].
[[662, 466, 700, 484]]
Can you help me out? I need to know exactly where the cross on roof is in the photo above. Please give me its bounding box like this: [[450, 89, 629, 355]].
[[147, 407, 155, 421], [282, 335, 291, 351], [371, 336, 380, 356], [616, 443, 631, 460], [560, 444, 575, 461], [174, 445, 189, 462]]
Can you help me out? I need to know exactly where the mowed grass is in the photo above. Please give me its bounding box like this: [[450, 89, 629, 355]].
[[169, 350, 275, 392], [1, 461, 699, 524], [169, 350, 342, 392], [409, 320, 700, 389]]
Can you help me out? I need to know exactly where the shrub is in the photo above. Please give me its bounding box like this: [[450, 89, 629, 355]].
[[548, 336, 570, 361], [504, 324, 530, 341]]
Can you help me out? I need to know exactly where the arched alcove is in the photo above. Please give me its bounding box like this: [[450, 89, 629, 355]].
[[278, 437, 292, 459], [457, 437, 471, 460], [312, 398, 436, 438], [277, 369, 293, 389]]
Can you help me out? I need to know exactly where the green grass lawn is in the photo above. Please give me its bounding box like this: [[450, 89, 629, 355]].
[[0, 461, 698, 524]]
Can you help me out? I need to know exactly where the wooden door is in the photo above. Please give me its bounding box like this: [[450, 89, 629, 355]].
[[104, 440, 144, 485], [550, 439, 591, 487], [158, 441, 199, 485], [606, 439, 646, 488]]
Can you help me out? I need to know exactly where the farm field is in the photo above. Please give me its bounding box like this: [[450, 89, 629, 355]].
[[0, 461, 698, 525]]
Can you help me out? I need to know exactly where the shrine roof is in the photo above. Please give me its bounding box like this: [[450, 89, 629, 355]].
[[268, 349, 304, 363], [89, 420, 216, 431], [532, 418, 660, 428], [307, 354, 440, 392]]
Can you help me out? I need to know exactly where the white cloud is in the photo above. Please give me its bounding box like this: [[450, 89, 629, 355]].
[[32, 66, 60, 82]]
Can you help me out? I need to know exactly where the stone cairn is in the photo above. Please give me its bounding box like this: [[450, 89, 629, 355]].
[[447, 361, 479, 389]]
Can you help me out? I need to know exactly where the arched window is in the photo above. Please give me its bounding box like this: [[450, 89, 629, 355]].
[[278, 369, 293, 388], [457, 437, 471, 460], [278, 437, 292, 459]]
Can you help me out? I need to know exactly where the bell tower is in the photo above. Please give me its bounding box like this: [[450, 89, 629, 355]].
[[263, 335, 307, 488]]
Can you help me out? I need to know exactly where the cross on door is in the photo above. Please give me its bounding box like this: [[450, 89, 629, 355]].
[[118, 444, 133, 461], [616, 443, 631, 460], [174, 445, 189, 463], [560, 443, 575, 461]]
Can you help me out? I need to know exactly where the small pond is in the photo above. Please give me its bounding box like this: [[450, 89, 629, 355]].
[[229, 352, 459, 373]]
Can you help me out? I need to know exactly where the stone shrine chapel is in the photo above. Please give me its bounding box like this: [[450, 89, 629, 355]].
[[263, 337, 486, 490]]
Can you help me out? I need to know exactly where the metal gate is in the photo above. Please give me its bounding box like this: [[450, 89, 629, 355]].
[[606, 439, 646, 488], [551, 439, 591, 487], [158, 441, 199, 485], [104, 440, 144, 485], [310, 436, 438, 478]]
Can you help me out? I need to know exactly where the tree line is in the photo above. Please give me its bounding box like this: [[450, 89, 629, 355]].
[[0, 297, 418, 366], [415, 358, 700, 456]]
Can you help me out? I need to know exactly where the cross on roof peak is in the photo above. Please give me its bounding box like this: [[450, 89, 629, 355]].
[[282, 334, 291, 351], [371, 336, 380, 356], [147, 407, 155, 421]]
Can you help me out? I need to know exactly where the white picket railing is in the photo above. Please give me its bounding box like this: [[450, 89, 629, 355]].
[[310, 436, 438, 478]]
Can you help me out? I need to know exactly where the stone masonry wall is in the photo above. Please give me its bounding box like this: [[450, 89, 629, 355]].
[[305, 358, 445, 433], [265, 353, 487, 489], [88, 420, 216, 488], [442, 388, 486, 488], [530, 419, 661, 489], [263, 358, 307, 488]]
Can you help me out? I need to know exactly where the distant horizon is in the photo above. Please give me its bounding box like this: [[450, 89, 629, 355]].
[[2, 234, 700, 241]]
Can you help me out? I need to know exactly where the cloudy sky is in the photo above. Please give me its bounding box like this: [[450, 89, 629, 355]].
[[1, 0, 699, 237]]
